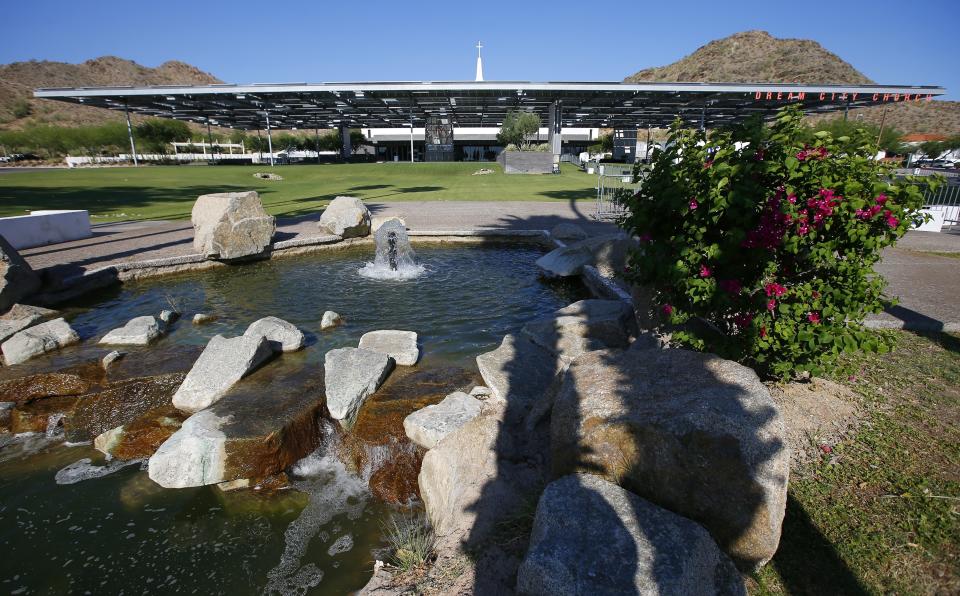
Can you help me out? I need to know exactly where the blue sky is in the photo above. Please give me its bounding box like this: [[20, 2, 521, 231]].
[[2, 0, 956, 99]]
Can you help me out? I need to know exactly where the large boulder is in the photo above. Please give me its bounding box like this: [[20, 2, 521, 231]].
[[99, 315, 163, 346], [0, 304, 58, 344], [476, 334, 564, 417], [358, 330, 419, 366], [535, 233, 635, 278], [550, 348, 788, 571], [403, 391, 483, 449], [148, 385, 323, 488], [63, 373, 185, 442], [0, 235, 41, 312], [521, 299, 637, 366], [318, 196, 371, 238], [517, 474, 745, 596], [324, 347, 393, 425], [243, 316, 305, 352], [171, 334, 275, 413], [192, 191, 276, 260], [1, 318, 80, 365], [419, 410, 539, 542]]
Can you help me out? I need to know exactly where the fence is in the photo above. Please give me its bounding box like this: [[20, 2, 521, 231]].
[[594, 164, 642, 221], [922, 180, 960, 226]]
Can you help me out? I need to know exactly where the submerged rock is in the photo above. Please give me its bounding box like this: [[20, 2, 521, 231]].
[[171, 334, 275, 413], [192, 191, 276, 260], [159, 309, 179, 325], [244, 316, 306, 352], [317, 196, 370, 238], [516, 474, 745, 596], [192, 313, 217, 325], [99, 315, 163, 346], [9, 395, 80, 434], [339, 366, 480, 504], [0, 362, 104, 406], [535, 233, 634, 278], [63, 373, 186, 442], [320, 311, 342, 330], [550, 348, 789, 571], [149, 383, 324, 488], [324, 347, 393, 426], [101, 350, 124, 369], [403, 391, 483, 449], [358, 330, 419, 366], [95, 405, 189, 460], [0, 235, 42, 312], [1, 318, 80, 365]]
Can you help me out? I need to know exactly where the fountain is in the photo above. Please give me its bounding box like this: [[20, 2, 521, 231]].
[[358, 219, 425, 280]]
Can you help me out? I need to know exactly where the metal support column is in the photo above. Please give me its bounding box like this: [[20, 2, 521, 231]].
[[409, 107, 415, 163], [644, 126, 651, 162], [315, 124, 321, 163], [124, 102, 138, 167], [339, 123, 351, 161], [206, 120, 215, 164], [256, 127, 263, 162], [700, 104, 707, 131], [265, 113, 274, 167], [548, 101, 562, 161]]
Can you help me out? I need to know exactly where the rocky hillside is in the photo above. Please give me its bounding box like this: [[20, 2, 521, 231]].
[[0, 56, 222, 129], [625, 30, 959, 134]]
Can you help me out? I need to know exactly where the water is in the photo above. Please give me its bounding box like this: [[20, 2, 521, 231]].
[[358, 220, 425, 281], [0, 243, 585, 594]]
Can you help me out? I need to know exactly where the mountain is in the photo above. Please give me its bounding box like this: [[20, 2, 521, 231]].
[[625, 30, 959, 134], [0, 56, 222, 129]]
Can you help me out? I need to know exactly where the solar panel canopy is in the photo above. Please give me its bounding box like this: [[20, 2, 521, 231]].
[[35, 81, 946, 131]]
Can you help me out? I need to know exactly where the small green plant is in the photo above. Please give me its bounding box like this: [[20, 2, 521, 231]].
[[12, 99, 32, 119], [622, 105, 935, 379], [381, 512, 435, 572]]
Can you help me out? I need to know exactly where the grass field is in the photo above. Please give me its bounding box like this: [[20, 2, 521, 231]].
[[0, 162, 597, 222]]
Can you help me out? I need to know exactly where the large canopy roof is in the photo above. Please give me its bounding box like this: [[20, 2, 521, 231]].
[[35, 81, 945, 131]]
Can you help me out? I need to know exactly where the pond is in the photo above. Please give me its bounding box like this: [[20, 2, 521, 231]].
[[0, 242, 584, 594]]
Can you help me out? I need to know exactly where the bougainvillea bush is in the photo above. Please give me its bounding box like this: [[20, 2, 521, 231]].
[[621, 106, 933, 379]]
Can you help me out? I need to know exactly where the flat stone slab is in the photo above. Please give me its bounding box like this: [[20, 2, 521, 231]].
[[475, 333, 563, 420], [0, 304, 59, 344], [243, 316, 305, 352], [63, 373, 185, 442], [1, 317, 80, 365], [517, 474, 745, 596], [148, 383, 323, 488], [324, 347, 394, 425], [535, 233, 634, 278], [403, 391, 483, 449], [358, 330, 419, 366], [171, 334, 275, 413], [99, 315, 163, 346]]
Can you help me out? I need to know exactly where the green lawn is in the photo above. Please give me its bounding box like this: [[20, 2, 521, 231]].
[[0, 162, 597, 222]]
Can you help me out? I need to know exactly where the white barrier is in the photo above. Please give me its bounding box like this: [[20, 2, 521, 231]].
[[0, 210, 92, 249]]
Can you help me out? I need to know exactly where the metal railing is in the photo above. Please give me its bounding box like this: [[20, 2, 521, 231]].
[[594, 164, 641, 221], [922, 180, 960, 225]]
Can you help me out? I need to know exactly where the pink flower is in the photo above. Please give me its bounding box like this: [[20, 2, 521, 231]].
[[812, 290, 821, 299], [699, 264, 712, 278], [719, 279, 742, 295], [639, 233, 652, 243], [760, 326, 768, 338], [787, 194, 797, 204], [689, 199, 699, 211], [884, 210, 899, 228], [662, 304, 674, 316], [703, 160, 714, 169], [734, 313, 754, 327], [808, 312, 821, 324], [820, 444, 832, 454], [875, 193, 888, 205], [764, 283, 787, 297], [767, 299, 777, 311], [797, 223, 810, 235]]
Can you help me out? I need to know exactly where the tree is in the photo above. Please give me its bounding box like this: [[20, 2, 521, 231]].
[[804, 117, 904, 155], [497, 111, 541, 150], [135, 119, 191, 154]]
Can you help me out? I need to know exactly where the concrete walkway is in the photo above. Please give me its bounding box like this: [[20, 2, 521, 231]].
[[18, 203, 960, 332]]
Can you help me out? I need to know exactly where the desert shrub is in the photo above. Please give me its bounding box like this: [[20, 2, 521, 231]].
[[12, 99, 32, 119], [621, 105, 933, 378], [381, 512, 434, 572]]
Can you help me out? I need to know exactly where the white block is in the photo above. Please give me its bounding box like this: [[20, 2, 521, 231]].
[[0, 210, 92, 249], [914, 209, 945, 232]]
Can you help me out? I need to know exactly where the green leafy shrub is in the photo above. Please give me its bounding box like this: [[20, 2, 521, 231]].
[[621, 106, 933, 378]]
